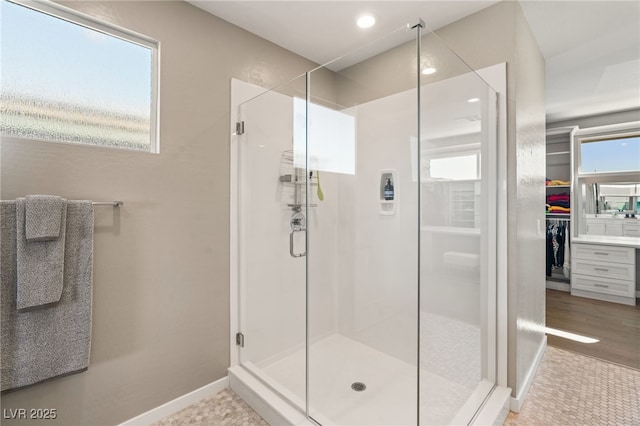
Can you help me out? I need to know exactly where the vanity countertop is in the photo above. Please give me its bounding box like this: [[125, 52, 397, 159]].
[[573, 235, 640, 249], [585, 214, 639, 221]]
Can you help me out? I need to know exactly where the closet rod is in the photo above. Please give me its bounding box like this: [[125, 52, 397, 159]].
[[92, 201, 123, 207]]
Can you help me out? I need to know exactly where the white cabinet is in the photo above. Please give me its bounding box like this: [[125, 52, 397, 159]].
[[571, 242, 636, 306], [624, 221, 640, 237], [606, 221, 623, 236], [585, 217, 638, 237]]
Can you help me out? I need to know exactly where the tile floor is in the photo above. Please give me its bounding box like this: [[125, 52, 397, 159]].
[[505, 346, 640, 425], [152, 388, 267, 426], [155, 346, 640, 425]]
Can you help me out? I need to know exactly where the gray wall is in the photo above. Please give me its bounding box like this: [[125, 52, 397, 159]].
[[0, 1, 334, 425], [434, 1, 547, 400]]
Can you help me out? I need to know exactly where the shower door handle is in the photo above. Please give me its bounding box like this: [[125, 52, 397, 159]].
[[290, 228, 306, 258]]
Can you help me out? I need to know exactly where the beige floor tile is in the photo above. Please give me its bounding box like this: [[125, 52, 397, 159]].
[[505, 346, 640, 426]]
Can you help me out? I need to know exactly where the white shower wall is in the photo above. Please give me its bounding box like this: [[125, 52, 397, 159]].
[[237, 75, 490, 368], [329, 94, 420, 366]]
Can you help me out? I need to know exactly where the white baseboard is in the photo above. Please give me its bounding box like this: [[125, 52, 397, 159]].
[[510, 336, 546, 413], [545, 280, 570, 292], [118, 376, 229, 426]]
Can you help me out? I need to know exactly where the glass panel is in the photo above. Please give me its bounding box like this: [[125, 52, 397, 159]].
[[0, 1, 155, 151], [419, 29, 497, 424], [237, 75, 308, 407], [307, 24, 419, 425], [581, 137, 640, 173]]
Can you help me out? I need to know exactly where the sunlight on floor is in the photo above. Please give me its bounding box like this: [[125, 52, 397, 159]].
[[544, 327, 599, 344]]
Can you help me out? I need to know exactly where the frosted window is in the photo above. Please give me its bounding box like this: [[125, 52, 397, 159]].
[[581, 137, 640, 173], [430, 154, 478, 180], [293, 97, 356, 175], [0, 1, 158, 152]]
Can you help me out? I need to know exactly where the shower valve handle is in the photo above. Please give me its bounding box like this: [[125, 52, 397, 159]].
[[290, 228, 306, 258]]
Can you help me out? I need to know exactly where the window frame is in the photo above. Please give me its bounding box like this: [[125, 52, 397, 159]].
[[574, 122, 640, 184], [573, 121, 640, 237], [3, 0, 160, 153]]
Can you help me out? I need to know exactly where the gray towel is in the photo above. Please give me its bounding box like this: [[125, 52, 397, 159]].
[[16, 198, 67, 309], [25, 195, 66, 241], [1, 201, 94, 392]]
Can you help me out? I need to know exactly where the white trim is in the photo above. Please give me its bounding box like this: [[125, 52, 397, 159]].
[[117, 376, 229, 426], [477, 62, 508, 388], [471, 385, 512, 426], [546, 280, 571, 292], [510, 336, 547, 413], [229, 366, 312, 426], [574, 121, 640, 139], [8, 0, 157, 47]]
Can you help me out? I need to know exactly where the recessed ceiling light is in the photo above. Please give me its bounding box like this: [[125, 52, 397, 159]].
[[467, 97, 480, 103], [357, 15, 376, 28], [422, 67, 437, 75]]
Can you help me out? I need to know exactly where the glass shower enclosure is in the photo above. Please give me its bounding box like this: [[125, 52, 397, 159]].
[[233, 20, 499, 425]]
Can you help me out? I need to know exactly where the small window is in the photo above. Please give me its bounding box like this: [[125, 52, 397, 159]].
[[0, 0, 159, 152], [293, 97, 356, 175], [580, 136, 640, 173]]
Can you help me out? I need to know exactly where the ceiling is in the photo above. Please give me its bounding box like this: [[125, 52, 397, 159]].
[[188, 0, 640, 122]]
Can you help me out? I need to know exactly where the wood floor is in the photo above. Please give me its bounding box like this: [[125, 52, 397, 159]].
[[546, 289, 640, 370]]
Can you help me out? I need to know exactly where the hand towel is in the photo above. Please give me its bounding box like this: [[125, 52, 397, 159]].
[[25, 195, 66, 242], [16, 197, 67, 309], [1, 200, 94, 391]]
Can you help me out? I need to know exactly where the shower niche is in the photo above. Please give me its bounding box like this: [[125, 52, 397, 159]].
[[230, 19, 504, 426], [379, 169, 397, 215]]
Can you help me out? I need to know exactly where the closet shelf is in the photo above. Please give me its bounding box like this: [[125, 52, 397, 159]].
[[546, 185, 570, 189]]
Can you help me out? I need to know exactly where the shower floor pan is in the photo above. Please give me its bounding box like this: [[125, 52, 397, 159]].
[[231, 313, 490, 425]]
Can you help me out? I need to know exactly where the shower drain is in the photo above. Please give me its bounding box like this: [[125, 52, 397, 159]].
[[351, 382, 366, 392]]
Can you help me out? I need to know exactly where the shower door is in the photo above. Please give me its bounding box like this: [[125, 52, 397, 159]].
[[236, 74, 309, 408]]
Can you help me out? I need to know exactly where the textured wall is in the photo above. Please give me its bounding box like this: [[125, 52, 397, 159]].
[[0, 1, 331, 424], [512, 0, 547, 401]]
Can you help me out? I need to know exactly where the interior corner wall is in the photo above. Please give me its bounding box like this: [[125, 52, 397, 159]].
[[0, 1, 333, 425], [433, 0, 546, 400], [512, 0, 547, 403]]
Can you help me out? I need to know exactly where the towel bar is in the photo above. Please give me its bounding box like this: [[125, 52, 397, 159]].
[[92, 201, 123, 207]]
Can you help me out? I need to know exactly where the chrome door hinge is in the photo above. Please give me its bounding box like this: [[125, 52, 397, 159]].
[[235, 121, 245, 135], [235, 332, 244, 347]]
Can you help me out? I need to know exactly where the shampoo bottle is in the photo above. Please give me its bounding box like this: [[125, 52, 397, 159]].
[[384, 178, 394, 200]]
